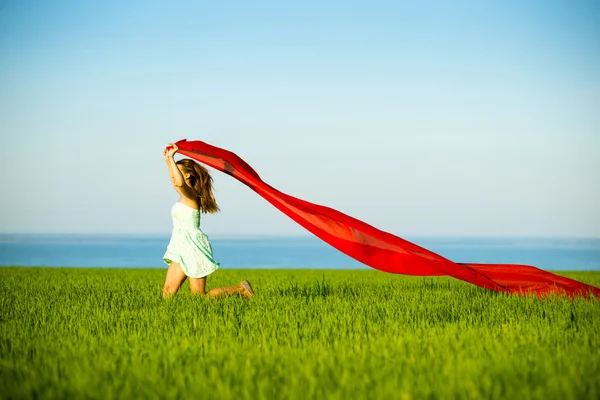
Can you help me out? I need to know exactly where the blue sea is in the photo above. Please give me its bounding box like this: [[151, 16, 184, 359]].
[[0, 234, 599, 271]]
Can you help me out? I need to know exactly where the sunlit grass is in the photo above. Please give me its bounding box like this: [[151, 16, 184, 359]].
[[1, 268, 599, 399]]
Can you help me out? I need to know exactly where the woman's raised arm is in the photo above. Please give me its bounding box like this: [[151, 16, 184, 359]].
[[164, 144, 185, 187]]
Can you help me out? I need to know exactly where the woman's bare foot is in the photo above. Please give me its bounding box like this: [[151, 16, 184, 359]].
[[240, 280, 254, 299]]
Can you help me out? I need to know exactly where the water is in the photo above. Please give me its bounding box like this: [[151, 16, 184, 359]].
[[0, 234, 599, 271]]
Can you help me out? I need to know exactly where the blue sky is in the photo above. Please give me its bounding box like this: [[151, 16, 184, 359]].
[[1, 0, 598, 237]]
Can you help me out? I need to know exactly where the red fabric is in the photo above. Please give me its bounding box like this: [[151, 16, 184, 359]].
[[175, 139, 600, 298]]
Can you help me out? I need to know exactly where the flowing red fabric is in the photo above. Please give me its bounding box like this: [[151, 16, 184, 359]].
[[175, 139, 600, 298]]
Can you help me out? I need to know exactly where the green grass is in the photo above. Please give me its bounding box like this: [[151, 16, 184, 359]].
[[1, 268, 599, 400]]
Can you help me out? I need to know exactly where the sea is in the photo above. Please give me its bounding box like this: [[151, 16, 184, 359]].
[[0, 234, 599, 271]]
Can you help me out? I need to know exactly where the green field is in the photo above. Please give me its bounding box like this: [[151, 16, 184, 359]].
[[1, 268, 599, 399]]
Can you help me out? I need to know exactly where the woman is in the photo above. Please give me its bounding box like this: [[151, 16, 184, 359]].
[[162, 143, 254, 299]]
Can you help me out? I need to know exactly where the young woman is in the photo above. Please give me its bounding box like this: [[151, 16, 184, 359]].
[[162, 143, 254, 300]]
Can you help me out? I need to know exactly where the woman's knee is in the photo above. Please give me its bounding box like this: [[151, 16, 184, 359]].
[[162, 283, 178, 299], [190, 287, 206, 296]]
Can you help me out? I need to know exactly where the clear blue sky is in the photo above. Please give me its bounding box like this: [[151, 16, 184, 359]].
[[1, 0, 598, 237]]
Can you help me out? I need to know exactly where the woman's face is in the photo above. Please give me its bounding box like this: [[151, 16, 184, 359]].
[[177, 165, 192, 184]]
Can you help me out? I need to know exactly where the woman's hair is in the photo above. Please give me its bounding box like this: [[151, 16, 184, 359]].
[[176, 159, 220, 214]]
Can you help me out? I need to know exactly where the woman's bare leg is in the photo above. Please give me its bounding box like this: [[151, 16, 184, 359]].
[[189, 276, 207, 296], [162, 261, 187, 299], [190, 276, 254, 299]]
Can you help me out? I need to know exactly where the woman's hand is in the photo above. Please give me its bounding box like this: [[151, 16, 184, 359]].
[[163, 143, 178, 160]]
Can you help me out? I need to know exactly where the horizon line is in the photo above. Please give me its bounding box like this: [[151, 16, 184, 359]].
[[1, 232, 599, 240]]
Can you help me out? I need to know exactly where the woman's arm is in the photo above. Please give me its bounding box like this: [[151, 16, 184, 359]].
[[164, 144, 197, 200], [164, 144, 184, 187]]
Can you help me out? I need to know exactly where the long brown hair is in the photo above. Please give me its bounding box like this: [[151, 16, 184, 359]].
[[176, 159, 220, 214]]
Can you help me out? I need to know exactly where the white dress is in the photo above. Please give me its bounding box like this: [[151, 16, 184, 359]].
[[163, 202, 220, 278]]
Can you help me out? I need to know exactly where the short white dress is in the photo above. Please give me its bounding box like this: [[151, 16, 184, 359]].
[[163, 202, 220, 278]]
